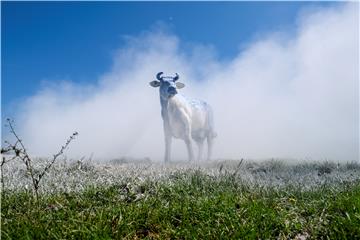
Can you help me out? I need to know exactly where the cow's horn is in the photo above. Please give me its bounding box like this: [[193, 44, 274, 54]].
[[173, 73, 179, 81], [156, 72, 164, 81]]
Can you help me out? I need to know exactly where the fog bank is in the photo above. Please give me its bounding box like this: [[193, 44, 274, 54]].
[[11, 3, 359, 161]]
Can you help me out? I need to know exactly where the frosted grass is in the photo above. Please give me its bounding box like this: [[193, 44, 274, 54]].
[[2, 158, 359, 195]]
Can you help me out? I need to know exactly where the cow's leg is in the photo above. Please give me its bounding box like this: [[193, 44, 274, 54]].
[[207, 136, 213, 161], [178, 110, 194, 162], [184, 137, 194, 162], [196, 139, 204, 161], [164, 134, 172, 163]]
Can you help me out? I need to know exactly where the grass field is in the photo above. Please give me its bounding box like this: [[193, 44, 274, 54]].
[[1, 159, 360, 239]]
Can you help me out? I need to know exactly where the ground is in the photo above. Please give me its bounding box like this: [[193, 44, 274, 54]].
[[1, 158, 360, 239]]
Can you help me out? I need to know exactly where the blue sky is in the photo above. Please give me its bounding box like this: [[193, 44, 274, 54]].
[[2, 2, 357, 160], [2, 1, 337, 110]]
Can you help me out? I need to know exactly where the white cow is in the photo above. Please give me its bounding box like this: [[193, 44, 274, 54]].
[[150, 72, 216, 162]]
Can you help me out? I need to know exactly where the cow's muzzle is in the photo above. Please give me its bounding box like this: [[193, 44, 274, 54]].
[[168, 87, 177, 96]]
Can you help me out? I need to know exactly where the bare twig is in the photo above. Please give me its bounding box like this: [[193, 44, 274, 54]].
[[4, 119, 39, 198], [37, 132, 78, 183], [1, 118, 78, 200]]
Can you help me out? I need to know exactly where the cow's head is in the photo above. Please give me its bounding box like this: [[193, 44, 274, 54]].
[[150, 72, 185, 100]]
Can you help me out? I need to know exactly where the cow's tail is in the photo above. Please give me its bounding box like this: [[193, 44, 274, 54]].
[[207, 104, 217, 139]]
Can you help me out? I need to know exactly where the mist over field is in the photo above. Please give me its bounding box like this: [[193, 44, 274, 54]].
[[10, 3, 359, 161]]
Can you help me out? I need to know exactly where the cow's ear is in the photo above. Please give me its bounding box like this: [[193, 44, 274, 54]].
[[176, 82, 185, 89], [149, 80, 161, 87]]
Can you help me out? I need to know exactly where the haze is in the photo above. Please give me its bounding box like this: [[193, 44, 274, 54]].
[[9, 3, 359, 161]]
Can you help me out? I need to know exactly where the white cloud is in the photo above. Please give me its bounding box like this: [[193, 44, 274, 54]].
[[12, 3, 359, 161]]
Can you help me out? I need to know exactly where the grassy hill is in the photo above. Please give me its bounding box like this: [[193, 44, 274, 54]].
[[2, 159, 360, 239]]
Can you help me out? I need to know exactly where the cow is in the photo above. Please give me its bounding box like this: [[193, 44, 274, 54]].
[[150, 72, 216, 162]]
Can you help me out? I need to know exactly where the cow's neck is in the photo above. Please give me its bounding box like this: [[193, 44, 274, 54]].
[[160, 95, 180, 121], [160, 97, 169, 120]]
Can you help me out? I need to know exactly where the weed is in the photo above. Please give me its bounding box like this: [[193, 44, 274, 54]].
[[1, 118, 77, 200]]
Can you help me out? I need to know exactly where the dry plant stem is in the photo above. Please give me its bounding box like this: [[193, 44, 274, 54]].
[[1, 155, 17, 194], [6, 119, 39, 199], [3, 118, 78, 200], [1, 157, 6, 193], [37, 132, 78, 185], [1, 141, 19, 193]]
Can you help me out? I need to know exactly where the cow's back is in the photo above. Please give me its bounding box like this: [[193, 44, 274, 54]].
[[189, 99, 214, 142], [167, 95, 215, 141]]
